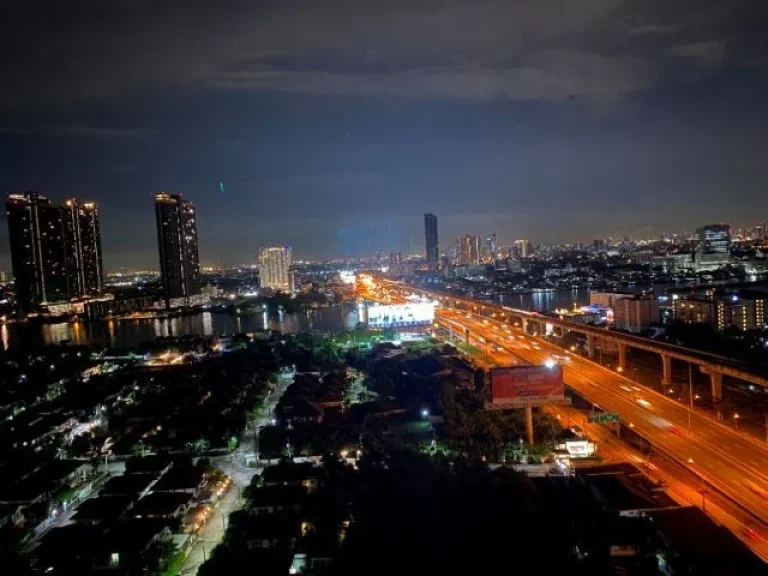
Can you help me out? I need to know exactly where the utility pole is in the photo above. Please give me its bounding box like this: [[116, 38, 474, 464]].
[[688, 364, 694, 437], [525, 406, 534, 446]]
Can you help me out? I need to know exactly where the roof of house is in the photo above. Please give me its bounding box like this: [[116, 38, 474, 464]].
[[578, 463, 677, 513], [72, 495, 134, 524], [124, 455, 173, 474], [100, 473, 158, 496], [128, 492, 193, 518], [152, 465, 206, 492], [102, 518, 175, 554]]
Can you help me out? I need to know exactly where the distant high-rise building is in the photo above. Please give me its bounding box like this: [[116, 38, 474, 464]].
[[457, 234, 480, 266], [259, 246, 292, 292], [484, 233, 497, 262], [154, 193, 201, 307], [389, 252, 403, 276], [6, 191, 70, 312], [62, 199, 104, 297], [514, 239, 531, 259], [424, 213, 439, 269], [695, 224, 731, 271], [697, 224, 731, 254]]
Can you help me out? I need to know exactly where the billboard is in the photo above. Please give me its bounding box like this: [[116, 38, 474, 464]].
[[367, 303, 435, 328], [487, 364, 564, 408]]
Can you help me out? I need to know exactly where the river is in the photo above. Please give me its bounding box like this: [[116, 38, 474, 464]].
[[0, 289, 592, 350], [0, 303, 363, 351]]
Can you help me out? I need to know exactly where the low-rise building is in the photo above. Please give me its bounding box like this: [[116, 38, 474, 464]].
[[613, 294, 660, 332], [589, 291, 632, 309]]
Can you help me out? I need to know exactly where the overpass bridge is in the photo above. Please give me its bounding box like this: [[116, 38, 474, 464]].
[[375, 278, 768, 403]]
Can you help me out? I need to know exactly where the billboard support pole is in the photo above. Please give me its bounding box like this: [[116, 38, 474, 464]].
[[525, 407, 534, 445]]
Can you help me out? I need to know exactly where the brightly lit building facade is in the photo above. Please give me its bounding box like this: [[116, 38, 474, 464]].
[[456, 234, 480, 266], [259, 246, 293, 292]]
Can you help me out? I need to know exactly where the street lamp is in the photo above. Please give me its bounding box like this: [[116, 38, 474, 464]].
[[733, 413, 740, 429], [421, 408, 430, 418]]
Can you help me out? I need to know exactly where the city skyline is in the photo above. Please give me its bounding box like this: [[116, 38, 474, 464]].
[[2, 193, 764, 274], [2, 2, 768, 268]]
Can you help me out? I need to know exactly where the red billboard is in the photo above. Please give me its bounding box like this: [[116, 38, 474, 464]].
[[487, 364, 564, 408]]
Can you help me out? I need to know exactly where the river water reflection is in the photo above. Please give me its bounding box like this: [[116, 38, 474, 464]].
[[1, 303, 363, 350], [0, 289, 591, 350]]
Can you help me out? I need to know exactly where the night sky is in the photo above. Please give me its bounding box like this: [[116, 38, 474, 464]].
[[1, 1, 767, 269]]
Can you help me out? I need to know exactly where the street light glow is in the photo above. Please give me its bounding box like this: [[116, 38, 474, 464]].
[[544, 358, 556, 369]]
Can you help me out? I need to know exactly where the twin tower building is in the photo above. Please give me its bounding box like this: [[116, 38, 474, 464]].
[[5, 191, 201, 314]]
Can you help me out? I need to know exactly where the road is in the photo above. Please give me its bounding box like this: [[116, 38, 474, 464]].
[[180, 372, 294, 575], [434, 304, 768, 558], [546, 402, 768, 561], [436, 307, 768, 528]]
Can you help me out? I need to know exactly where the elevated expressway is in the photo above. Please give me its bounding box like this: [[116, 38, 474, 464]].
[[378, 280, 768, 403], [359, 278, 768, 529]]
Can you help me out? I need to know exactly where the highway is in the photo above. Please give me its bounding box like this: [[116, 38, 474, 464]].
[[357, 280, 768, 533], [433, 301, 768, 558], [546, 402, 768, 560], [436, 307, 768, 528]]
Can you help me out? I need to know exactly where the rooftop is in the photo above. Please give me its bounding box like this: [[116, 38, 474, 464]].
[[101, 473, 158, 496]]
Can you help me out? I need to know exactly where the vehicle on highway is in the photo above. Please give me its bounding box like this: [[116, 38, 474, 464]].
[[569, 426, 585, 438], [746, 480, 768, 500], [620, 385, 633, 393], [668, 426, 683, 437], [636, 398, 651, 409]]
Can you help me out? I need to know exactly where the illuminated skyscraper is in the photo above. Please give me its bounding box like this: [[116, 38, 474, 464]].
[[154, 193, 201, 307], [62, 199, 104, 297], [697, 224, 731, 254], [484, 233, 497, 262], [259, 246, 292, 292], [6, 191, 69, 312], [424, 213, 439, 269], [695, 224, 731, 270], [514, 239, 532, 259], [457, 234, 480, 266]]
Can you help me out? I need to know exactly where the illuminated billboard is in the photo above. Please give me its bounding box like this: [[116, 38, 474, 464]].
[[367, 303, 435, 328], [486, 364, 564, 408]]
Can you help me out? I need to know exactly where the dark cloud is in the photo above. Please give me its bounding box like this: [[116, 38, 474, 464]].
[[0, 1, 764, 111], [0, 1, 767, 268]]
